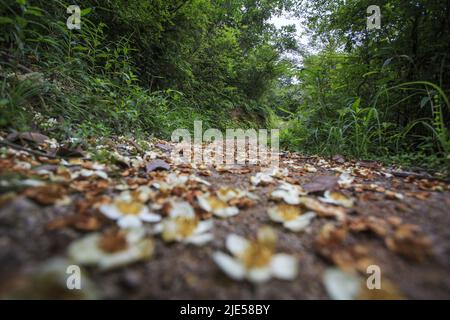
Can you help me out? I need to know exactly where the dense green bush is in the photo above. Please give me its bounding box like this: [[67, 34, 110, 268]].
[[1, 0, 295, 139], [275, 0, 450, 169]]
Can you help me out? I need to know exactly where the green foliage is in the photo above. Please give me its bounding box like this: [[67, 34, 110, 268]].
[[0, 0, 296, 141], [276, 0, 450, 169]]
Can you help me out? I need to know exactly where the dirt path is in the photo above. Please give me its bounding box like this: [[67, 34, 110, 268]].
[[0, 136, 449, 299]]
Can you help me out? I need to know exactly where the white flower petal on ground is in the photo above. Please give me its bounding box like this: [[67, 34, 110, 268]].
[[99, 192, 161, 228], [152, 222, 164, 235], [157, 214, 213, 246], [250, 167, 288, 186], [186, 233, 214, 246], [98, 240, 153, 270], [197, 194, 239, 218], [195, 220, 214, 234], [299, 196, 347, 220], [304, 164, 318, 173], [270, 183, 305, 205], [323, 268, 362, 300], [99, 204, 123, 220], [268, 204, 316, 232], [76, 169, 108, 180], [158, 173, 189, 191], [67, 229, 154, 271], [135, 186, 155, 202], [139, 211, 162, 223], [226, 234, 250, 256], [267, 204, 301, 221], [268, 167, 289, 178], [271, 189, 300, 205], [250, 172, 274, 186], [67, 233, 103, 265], [270, 254, 299, 280], [283, 212, 316, 232], [117, 215, 143, 229], [247, 267, 272, 283], [190, 175, 211, 186], [168, 200, 195, 218], [338, 172, 355, 188], [213, 252, 246, 280], [213, 227, 298, 283], [319, 190, 354, 208], [217, 187, 240, 202]]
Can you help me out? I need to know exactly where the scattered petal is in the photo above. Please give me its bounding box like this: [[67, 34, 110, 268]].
[[319, 191, 354, 208], [67, 228, 154, 270], [197, 193, 239, 218], [323, 268, 362, 300]]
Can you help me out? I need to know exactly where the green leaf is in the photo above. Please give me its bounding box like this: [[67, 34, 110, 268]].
[[25, 7, 43, 17], [81, 8, 92, 16], [15, 16, 28, 28], [351, 98, 361, 112], [382, 58, 393, 68], [420, 97, 431, 108], [0, 17, 15, 24], [73, 45, 88, 51], [363, 71, 378, 78]]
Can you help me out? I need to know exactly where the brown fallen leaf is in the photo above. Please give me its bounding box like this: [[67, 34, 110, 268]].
[[98, 229, 128, 253], [385, 224, 433, 262], [0, 192, 17, 208], [23, 184, 68, 205], [229, 197, 255, 209], [155, 143, 172, 152], [299, 197, 347, 220], [7, 132, 50, 145], [146, 159, 170, 172], [55, 144, 86, 158], [347, 216, 391, 237], [358, 279, 405, 300], [356, 160, 380, 169], [315, 223, 374, 272], [332, 154, 346, 164], [46, 215, 102, 231], [302, 175, 339, 193]]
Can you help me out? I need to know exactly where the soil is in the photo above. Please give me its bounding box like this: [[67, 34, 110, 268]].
[[0, 140, 449, 300]]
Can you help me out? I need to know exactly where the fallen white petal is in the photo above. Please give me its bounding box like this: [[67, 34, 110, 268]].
[[153, 223, 164, 234], [323, 267, 362, 300], [169, 201, 195, 218], [213, 252, 246, 280], [194, 220, 214, 235], [197, 195, 212, 212], [267, 207, 284, 222], [185, 233, 213, 246], [99, 204, 122, 220], [284, 212, 316, 232], [214, 207, 239, 218], [67, 233, 102, 265], [98, 240, 154, 271], [226, 234, 250, 257], [139, 211, 162, 223], [247, 267, 272, 283], [118, 215, 143, 229], [270, 254, 298, 280]]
